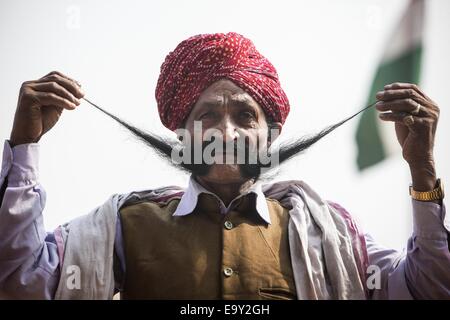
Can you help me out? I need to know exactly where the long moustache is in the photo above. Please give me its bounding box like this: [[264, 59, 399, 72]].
[[82, 97, 376, 180]]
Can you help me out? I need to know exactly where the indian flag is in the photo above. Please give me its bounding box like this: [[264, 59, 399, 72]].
[[355, 0, 424, 171]]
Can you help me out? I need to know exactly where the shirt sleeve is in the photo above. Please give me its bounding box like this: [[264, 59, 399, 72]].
[[0, 140, 60, 299], [367, 199, 450, 299]]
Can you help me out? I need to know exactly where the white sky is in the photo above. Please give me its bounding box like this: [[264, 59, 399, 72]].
[[0, 0, 449, 250]]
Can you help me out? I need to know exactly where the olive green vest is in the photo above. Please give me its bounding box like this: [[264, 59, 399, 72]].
[[120, 193, 297, 299]]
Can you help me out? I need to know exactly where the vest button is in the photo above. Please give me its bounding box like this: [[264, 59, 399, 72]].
[[223, 267, 234, 277], [224, 220, 234, 230]]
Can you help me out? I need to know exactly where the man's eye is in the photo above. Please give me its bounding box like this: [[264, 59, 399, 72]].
[[241, 111, 256, 120], [199, 112, 214, 119]]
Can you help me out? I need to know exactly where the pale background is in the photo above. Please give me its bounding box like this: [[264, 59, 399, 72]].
[[0, 0, 449, 250]]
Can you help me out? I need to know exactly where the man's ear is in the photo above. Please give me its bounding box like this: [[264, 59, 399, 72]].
[[268, 122, 283, 146]]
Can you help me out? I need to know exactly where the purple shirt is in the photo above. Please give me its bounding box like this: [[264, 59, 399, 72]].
[[0, 141, 449, 299]]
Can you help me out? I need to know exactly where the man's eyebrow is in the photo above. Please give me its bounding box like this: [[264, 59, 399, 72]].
[[231, 99, 258, 113], [229, 94, 259, 109], [197, 94, 256, 109], [197, 97, 224, 108], [230, 94, 255, 104]]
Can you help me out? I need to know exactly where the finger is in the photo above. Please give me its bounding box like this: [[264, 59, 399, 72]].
[[375, 98, 430, 116], [38, 73, 84, 99], [378, 111, 424, 127], [383, 82, 428, 99], [32, 90, 78, 110], [30, 82, 80, 105], [379, 111, 408, 121], [42, 70, 81, 86], [376, 88, 427, 104]]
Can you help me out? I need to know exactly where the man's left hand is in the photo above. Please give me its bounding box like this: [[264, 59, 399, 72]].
[[375, 82, 440, 192]]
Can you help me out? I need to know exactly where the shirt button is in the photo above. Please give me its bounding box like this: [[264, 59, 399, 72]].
[[223, 267, 234, 277], [224, 220, 234, 230]]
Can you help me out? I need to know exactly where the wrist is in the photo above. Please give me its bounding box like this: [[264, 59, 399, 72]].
[[409, 163, 437, 191], [9, 134, 39, 148], [409, 178, 443, 205]]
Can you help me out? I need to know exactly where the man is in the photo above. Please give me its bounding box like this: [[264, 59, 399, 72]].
[[0, 32, 448, 299]]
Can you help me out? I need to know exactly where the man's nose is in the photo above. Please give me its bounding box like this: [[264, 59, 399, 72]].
[[219, 118, 240, 143]]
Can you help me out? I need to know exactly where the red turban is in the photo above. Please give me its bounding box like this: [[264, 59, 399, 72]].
[[155, 32, 290, 131]]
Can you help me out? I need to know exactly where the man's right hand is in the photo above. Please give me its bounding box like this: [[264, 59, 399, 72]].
[[9, 71, 84, 147]]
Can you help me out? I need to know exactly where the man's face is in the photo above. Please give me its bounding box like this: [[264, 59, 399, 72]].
[[183, 79, 281, 184]]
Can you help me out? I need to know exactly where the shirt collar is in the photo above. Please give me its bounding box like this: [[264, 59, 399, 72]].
[[173, 175, 271, 224]]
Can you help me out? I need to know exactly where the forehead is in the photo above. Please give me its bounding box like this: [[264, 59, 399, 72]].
[[195, 79, 259, 108]]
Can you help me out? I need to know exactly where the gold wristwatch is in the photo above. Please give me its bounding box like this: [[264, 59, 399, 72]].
[[409, 178, 445, 201]]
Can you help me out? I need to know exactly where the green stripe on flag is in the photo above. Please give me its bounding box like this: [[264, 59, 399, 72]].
[[356, 45, 422, 171]]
